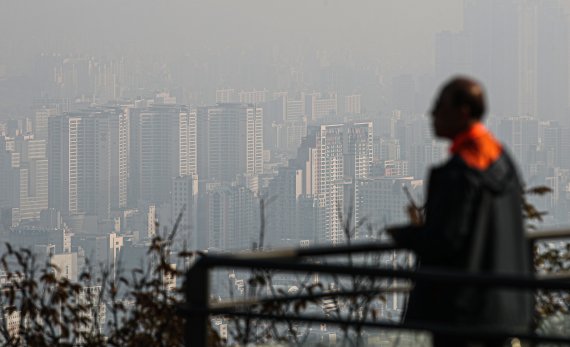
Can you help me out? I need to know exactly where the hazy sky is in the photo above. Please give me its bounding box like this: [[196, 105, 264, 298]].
[[1, 0, 463, 74]]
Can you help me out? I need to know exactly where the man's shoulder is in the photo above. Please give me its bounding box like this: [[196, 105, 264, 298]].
[[426, 156, 476, 192], [429, 154, 489, 186], [434, 151, 518, 174], [430, 155, 471, 177], [430, 151, 522, 193]]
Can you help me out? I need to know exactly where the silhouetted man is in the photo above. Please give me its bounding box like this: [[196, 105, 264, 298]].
[[389, 77, 533, 347]]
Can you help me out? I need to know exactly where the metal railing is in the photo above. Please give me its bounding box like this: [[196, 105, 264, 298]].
[[181, 229, 570, 346]]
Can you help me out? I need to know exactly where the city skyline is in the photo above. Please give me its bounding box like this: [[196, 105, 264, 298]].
[[1, 1, 570, 344]]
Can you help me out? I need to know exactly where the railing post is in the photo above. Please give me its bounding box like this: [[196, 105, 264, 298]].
[[185, 257, 209, 347]]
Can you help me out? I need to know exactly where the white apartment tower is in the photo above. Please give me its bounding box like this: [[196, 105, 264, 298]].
[[110, 112, 129, 210], [276, 122, 373, 245], [48, 108, 128, 219], [344, 122, 374, 180], [129, 105, 197, 205], [311, 124, 345, 244], [344, 122, 374, 231]]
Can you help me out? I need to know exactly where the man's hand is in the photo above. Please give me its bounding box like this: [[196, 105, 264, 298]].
[[386, 224, 423, 247], [386, 225, 407, 238], [406, 204, 424, 226], [386, 225, 410, 242]]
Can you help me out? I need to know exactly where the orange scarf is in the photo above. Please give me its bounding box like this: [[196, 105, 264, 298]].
[[450, 122, 502, 170]]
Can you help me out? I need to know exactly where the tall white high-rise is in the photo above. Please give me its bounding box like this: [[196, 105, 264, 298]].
[[344, 122, 374, 180], [110, 111, 129, 210], [303, 124, 353, 244], [265, 122, 372, 246], [312, 124, 344, 242], [48, 108, 128, 219], [129, 105, 197, 205], [344, 122, 374, 232]]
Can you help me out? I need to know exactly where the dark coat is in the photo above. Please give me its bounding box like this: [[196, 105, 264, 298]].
[[391, 151, 533, 332]]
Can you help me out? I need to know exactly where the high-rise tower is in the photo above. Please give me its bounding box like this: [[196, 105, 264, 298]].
[[197, 104, 263, 183], [48, 108, 128, 219], [0, 135, 48, 225], [128, 105, 197, 205]]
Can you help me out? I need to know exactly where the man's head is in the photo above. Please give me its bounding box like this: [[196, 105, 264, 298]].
[[431, 77, 486, 139]]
